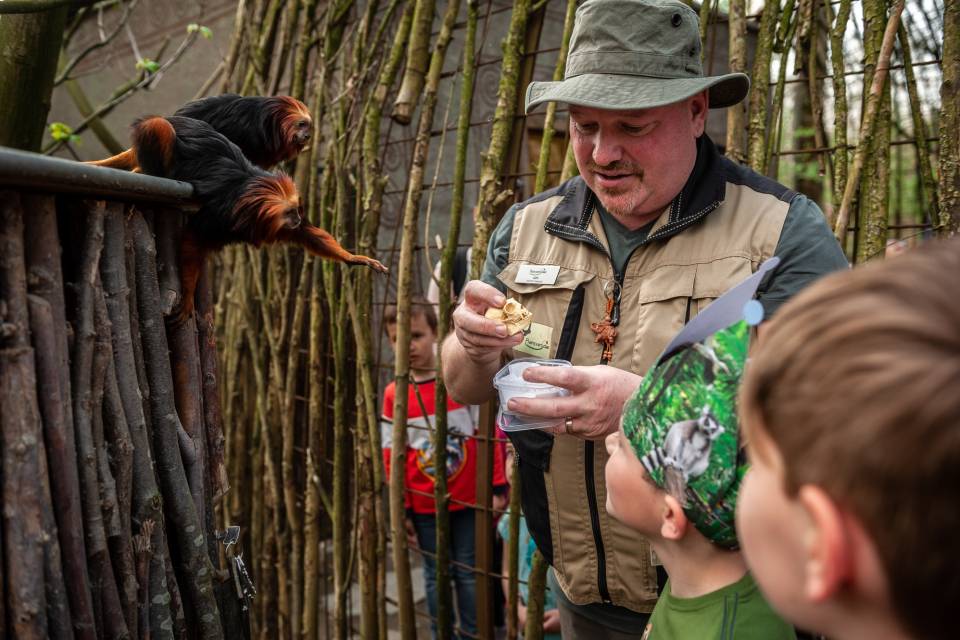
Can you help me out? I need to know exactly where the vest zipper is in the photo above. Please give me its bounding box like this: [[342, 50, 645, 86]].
[[588, 266, 624, 606], [584, 439, 611, 604]]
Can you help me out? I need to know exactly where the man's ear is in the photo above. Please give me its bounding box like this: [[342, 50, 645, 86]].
[[689, 90, 709, 137], [661, 493, 689, 541], [798, 484, 852, 602]]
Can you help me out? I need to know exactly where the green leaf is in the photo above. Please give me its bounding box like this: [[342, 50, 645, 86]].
[[136, 58, 160, 73], [187, 23, 212, 39], [49, 122, 74, 142]]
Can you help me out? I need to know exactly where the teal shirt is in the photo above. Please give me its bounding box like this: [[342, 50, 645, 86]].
[[644, 572, 796, 640], [480, 193, 848, 320], [497, 511, 562, 640]]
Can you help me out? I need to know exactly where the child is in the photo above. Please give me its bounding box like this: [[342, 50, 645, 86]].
[[497, 444, 561, 639], [736, 239, 960, 640], [381, 297, 507, 639], [605, 318, 795, 639]]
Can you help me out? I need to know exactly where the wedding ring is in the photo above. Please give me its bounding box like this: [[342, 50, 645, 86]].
[[564, 416, 573, 434]]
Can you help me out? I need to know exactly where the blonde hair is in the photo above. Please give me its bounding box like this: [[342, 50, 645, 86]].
[[740, 238, 960, 640]]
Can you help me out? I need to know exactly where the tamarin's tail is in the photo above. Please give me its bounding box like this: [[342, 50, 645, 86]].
[[131, 116, 176, 177], [86, 147, 138, 170]]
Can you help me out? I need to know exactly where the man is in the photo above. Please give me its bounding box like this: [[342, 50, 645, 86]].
[[442, 0, 848, 636]]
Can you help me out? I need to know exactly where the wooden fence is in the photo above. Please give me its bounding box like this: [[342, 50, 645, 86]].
[[0, 147, 246, 640]]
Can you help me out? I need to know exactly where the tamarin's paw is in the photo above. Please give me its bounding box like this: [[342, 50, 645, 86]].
[[352, 256, 388, 273], [165, 302, 194, 328]]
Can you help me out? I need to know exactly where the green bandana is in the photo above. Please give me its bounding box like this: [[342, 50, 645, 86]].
[[622, 320, 750, 549]]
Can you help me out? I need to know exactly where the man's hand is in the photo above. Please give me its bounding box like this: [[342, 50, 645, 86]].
[[452, 280, 523, 365], [506, 365, 642, 440]]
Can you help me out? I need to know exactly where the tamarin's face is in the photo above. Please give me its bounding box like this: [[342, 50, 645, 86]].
[[276, 96, 314, 152], [283, 207, 303, 230], [292, 118, 312, 149]]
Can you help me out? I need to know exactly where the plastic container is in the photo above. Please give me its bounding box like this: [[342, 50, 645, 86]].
[[493, 358, 572, 431]]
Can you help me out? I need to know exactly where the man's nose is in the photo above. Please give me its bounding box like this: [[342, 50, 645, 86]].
[[592, 130, 623, 167]]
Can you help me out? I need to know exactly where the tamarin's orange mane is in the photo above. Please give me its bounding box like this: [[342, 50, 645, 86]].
[[235, 174, 300, 244]]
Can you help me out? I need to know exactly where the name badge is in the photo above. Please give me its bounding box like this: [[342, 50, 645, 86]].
[[515, 264, 560, 285], [515, 322, 552, 357]]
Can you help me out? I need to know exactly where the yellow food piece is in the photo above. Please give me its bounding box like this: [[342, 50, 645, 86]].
[[485, 298, 533, 335]]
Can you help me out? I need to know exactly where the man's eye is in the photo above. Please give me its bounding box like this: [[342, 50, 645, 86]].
[[573, 121, 597, 134], [623, 122, 655, 136]]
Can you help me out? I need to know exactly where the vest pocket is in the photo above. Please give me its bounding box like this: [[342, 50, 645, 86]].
[[506, 429, 555, 566], [690, 256, 757, 316], [633, 266, 697, 369], [497, 264, 596, 361]]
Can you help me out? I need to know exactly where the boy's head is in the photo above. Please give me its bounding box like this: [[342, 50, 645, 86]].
[[384, 296, 439, 372], [737, 239, 960, 640], [605, 426, 697, 544], [606, 321, 750, 551]]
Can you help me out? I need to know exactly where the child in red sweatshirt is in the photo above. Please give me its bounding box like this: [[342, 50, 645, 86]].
[[382, 297, 507, 639]]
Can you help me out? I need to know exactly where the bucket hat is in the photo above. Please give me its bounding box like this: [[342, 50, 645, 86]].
[[525, 0, 750, 113]]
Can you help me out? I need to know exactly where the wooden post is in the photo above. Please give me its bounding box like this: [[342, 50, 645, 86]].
[[0, 190, 49, 639], [473, 402, 497, 638]]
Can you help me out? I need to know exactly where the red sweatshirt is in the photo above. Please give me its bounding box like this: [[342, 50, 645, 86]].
[[381, 378, 507, 515]]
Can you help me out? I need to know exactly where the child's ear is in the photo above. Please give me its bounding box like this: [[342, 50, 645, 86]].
[[798, 485, 851, 602], [660, 494, 689, 541]]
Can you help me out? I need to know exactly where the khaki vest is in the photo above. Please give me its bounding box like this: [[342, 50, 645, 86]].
[[499, 139, 791, 612]]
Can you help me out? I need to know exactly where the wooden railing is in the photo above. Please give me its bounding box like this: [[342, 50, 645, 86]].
[[0, 147, 246, 640]]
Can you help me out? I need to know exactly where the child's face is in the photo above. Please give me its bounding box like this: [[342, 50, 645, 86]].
[[386, 313, 437, 372], [604, 425, 662, 535], [736, 419, 815, 628]]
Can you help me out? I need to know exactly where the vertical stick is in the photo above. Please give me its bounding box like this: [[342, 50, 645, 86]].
[[854, 0, 894, 261], [725, 0, 747, 162], [391, 0, 436, 124], [434, 1, 479, 637], [939, 0, 960, 234], [391, 1, 463, 637], [470, 0, 533, 280], [829, 0, 852, 215], [897, 22, 939, 227], [0, 190, 49, 639], [522, 550, 549, 640], [534, 0, 577, 193], [505, 462, 522, 640], [130, 210, 224, 640], [833, 1, 904, 244], [747, 0, 780, 172], [22, 193, 97, 640]]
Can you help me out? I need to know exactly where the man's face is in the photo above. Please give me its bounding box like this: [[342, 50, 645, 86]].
[[569, 93, 707, 225], [736, 420, 813, 627], [604, 425, 662, 535]]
